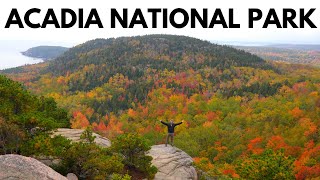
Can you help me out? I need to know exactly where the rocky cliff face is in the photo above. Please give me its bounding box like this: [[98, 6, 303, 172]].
[[148, 144, 197, 180], [0, 154, 67, 180]]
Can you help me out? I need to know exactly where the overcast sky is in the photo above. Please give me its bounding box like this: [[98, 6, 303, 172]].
[[0, 0, 319, 45]]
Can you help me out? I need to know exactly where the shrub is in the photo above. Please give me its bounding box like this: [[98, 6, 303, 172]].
[[56, 142, 124, 179], [20, 134, 71, 156], [111, 133, 157, 179], [111, 173, 132, 180]]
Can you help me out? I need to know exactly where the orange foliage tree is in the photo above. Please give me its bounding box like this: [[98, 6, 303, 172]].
[[247, 137, 264, 155], [70, 111, 90, 129]]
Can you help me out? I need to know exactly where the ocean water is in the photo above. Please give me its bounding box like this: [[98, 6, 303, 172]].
[[0, 41, 45, 70], [0, 40, 74, 70]]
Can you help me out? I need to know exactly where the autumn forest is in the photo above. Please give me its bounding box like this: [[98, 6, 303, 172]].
[[1, 35, 320, 179]]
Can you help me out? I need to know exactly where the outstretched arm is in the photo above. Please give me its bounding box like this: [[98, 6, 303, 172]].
[[160, 120, 168, 126], [175, 120, 184, 126]]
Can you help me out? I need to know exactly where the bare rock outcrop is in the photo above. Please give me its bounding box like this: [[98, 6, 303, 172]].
[[52, 128, 111, 147], [148, 144, 197, 180], [0, 154, 67, 180]]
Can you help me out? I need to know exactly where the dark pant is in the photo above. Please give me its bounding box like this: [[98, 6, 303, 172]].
[[166, 133, 174, 146]]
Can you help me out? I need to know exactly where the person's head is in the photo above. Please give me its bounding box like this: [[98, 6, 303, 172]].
[[170, 119, 173, 123]]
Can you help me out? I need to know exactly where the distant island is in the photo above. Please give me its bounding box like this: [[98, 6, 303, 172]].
[[21, 46, 69, 61]]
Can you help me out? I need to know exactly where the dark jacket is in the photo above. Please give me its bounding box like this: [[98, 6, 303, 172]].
[[161, 121, 182, 133]]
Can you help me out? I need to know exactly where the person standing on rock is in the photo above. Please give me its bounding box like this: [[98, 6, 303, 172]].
[[160, 119, 184, 147]]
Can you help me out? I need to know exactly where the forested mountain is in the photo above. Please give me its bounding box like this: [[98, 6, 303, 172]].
[[3, 35, 274, 118], [1, 35, 320, 179], [48, 35, 272, 91], [22, 46, 69, 60]]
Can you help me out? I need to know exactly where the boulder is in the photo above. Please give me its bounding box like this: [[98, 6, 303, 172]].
[[66, 173, 78, 180], [147, 144, 197, 180], [52, 128, 111, 147], [0, 154, 67, 180]]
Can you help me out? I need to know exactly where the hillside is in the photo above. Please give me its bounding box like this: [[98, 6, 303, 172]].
[[2, 35, 274, 117], [47, 35, 272, 91], [21, 46, 69, 60], [1, 35, 320, 179], [268, 44, 320, 51], [236, 45, 320, 66]]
